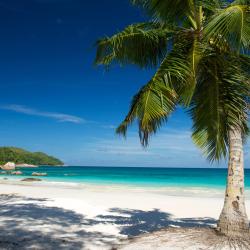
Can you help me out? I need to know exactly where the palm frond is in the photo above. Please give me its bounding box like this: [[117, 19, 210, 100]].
[[116, 80, 177, 146], [131, 0, 193, 23], [239, 54, 250, 68], [196, 0, 225, 21], [131, 0, 223, 24], [95, 22, 174, 68], [179, 37, 205, 106], [204, 3, 250, 52], [198, 0, 224, 10], [116, 41, 195, 145], [190, 54, 249, 161]]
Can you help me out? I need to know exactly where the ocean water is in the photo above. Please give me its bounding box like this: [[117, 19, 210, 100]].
[[2, 166, 250, 189]]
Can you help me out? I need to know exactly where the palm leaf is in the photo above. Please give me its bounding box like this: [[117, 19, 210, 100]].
[[179, 36, 205, 106], [204, 3, 250, 52], [116, 41, 195, 145], [95, 22, 174, 68], [131, 0, 194, 23], [190, 54, 249, 161], [116, 81, 177, 146], [131, 0, 223, 25]]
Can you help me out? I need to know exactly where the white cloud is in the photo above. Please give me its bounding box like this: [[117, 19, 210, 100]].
[[1, 104, 84, 124], [74, 128, 217, 167], [84, 129, 195, 156]]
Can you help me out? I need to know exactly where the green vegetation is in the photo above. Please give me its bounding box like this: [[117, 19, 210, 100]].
[[95, 0, 250, 238], [0, 147, 63, 166]]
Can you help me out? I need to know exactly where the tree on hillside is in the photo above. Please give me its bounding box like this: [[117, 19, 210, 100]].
[[95, 0, 250, 238]]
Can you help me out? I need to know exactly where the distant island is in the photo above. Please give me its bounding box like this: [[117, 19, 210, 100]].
[[0, 147, 63, 166]]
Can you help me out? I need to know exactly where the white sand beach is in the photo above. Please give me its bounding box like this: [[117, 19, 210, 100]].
[[0, 180, 249, 249]]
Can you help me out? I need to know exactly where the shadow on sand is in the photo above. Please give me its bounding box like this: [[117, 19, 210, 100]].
[[95, 208, 216, 237], [0, 194, 217, 249]]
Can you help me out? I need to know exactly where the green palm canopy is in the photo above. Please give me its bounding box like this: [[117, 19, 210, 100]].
[[95, 0, 250, 162]]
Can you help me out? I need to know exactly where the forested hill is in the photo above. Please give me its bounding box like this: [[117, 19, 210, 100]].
[[0, 147, 63, 166]]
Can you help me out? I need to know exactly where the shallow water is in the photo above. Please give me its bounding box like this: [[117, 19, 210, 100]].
[[2, 166, 250, 189]]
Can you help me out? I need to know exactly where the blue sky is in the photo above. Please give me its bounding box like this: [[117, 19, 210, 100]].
[[0, 0, 246, 167]]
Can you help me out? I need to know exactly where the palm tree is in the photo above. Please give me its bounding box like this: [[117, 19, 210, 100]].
[[95, 0, 250, 237]]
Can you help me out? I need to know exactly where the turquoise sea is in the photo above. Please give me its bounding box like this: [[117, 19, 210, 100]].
[[2, 166, 250, 189]]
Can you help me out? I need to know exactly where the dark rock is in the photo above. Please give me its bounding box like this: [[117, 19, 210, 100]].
[[21, 178, 42, 182]]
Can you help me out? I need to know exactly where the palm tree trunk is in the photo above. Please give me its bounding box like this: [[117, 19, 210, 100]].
[[217, 128, 249, 237]]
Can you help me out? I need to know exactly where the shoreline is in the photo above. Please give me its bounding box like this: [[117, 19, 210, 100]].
[[0, 176, 235, 198], [1, 176, 250, 198]]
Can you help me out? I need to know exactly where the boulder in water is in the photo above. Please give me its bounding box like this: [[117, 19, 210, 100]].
[[1, 162, 15, 171], [21, 178, 42, 182], [11, 171, 23, 175]]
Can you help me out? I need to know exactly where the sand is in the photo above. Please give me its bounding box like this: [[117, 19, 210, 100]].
[[0, 179, 249, 249]]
